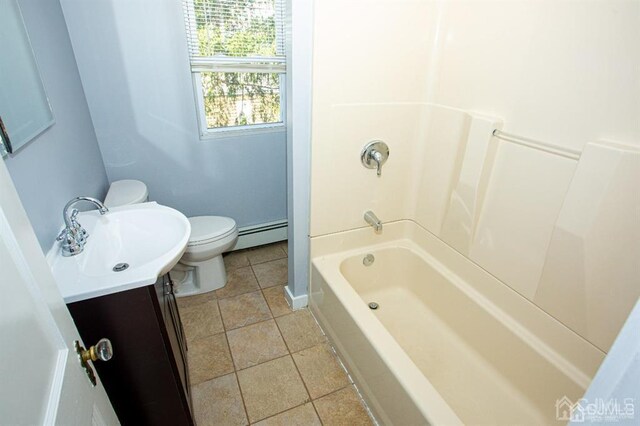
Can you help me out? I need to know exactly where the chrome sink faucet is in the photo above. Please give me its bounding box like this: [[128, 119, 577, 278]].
[[364, 210, 382, 232], [56, 196, 109, 257]]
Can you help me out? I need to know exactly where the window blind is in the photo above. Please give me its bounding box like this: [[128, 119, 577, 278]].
[[183, 0, 286, 73]]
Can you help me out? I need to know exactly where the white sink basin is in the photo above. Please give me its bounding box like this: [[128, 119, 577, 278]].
[[48, 202, 190, 303]]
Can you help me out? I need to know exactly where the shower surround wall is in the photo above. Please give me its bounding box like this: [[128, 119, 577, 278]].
[[310, 0, 640, 354]]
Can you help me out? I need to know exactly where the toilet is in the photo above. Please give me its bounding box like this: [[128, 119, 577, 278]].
[[103, 179, 238, 296]]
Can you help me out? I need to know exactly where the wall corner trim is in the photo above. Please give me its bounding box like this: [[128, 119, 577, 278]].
[[284, 284, 308, 310]]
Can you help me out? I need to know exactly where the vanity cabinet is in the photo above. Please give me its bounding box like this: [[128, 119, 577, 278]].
[[67, 274, 193, 426]]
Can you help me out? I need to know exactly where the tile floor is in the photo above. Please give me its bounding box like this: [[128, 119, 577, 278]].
[[176, 241, 374, 426]]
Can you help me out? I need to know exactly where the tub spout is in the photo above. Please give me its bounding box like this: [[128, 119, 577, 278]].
[[364, 210, 382, 232]]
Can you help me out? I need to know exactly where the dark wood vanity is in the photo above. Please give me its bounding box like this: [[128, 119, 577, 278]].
[[67, 274, 193, 425]]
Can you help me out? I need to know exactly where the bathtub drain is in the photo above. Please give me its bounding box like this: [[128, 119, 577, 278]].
[[363, 254, 375, 266], [368, 302, 379, 310]]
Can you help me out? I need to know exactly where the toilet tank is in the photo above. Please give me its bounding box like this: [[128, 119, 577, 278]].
[[104, 180, 149, 208]]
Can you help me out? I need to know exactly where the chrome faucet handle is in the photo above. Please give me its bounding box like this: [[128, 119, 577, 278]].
[[56, 226, 84, 256], [56, 227, 71, 242], [361, 140, 389, 177], [70, 209, 89, 242]]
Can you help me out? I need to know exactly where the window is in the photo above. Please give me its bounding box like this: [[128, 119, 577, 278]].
[[182, 0, 286, 136]]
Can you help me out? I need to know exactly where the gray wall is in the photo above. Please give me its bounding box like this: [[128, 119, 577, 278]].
[[4, 0, 109, 250], [60, 0, 287, 228]]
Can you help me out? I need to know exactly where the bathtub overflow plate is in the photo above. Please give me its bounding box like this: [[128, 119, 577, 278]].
[[363, 254, 375, 266], [112, 263, 130, 272], [368, 302, 379, 310]]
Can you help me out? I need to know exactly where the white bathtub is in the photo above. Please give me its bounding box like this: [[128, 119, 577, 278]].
[[310, 221, 605, 425]]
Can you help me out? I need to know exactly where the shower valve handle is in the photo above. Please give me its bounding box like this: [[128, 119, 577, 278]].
[[361, 141, 389, 177]]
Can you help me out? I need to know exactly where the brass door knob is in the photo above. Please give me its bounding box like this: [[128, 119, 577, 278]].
[[80, 338, 113, 363]]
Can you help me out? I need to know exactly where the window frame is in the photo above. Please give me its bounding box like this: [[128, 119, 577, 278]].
[[191, 72, 286, 140], [183, 0, 287, 139]]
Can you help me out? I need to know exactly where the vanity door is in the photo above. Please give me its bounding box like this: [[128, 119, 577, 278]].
[[68, 279, 194, 425], [162, 274, 191, 410]]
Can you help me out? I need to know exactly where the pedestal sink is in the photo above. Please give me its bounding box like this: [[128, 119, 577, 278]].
[[48, 202, 190, 303]]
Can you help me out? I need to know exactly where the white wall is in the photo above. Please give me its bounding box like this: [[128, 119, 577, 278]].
[[60, 0, 287, 228], [429, 0, 640, 151], [4, 0, 109, 250], [309, 0, 639, 353]]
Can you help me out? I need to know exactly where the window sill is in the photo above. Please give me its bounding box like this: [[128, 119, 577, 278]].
[[199, 123, 286, 140]]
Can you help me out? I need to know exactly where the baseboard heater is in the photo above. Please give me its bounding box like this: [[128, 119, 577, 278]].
[[233, 219, 288, 251]]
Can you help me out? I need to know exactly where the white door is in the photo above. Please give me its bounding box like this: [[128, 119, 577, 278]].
[[0, 159, 118, 425]]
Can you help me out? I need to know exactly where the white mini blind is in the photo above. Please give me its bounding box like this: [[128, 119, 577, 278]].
[[182, 0, 286, 73]]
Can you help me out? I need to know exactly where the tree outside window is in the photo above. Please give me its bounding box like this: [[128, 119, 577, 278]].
[[185, 0, 285, 132]]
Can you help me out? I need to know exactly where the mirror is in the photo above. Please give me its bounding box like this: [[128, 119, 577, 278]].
[[0, 0, 54, 156]]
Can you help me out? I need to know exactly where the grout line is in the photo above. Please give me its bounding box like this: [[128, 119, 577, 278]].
[[307, 312, 377, 425], [215, 269, 261, 300], [305, 309, 376, 424], [184, 329, 226, 346], [216, 298, 228, 332], [289, 349, 326, 425], [227, 243, 287, 268], [311, 383, 376, 426], [247, 402, 309, 425], [218, 290, 273, 332], [260, 282, 292, 318], [219, 322, 251, 424], [247, 252, 288, 267], [270, 303, 323, 424], [226, 319, 289, 373], [312, 383, 352, 402], [239, 354, 308, 425], [186, 248, 282, 425], [224, 333, 250, 423], [233, 371, 251, 426]]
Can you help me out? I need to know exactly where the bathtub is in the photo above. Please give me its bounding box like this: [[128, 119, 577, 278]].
[[310, 220, 605, 425]]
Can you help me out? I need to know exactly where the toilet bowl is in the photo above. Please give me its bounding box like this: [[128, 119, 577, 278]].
[[103, 179, 238, 296], [176, 216, 238, 295]]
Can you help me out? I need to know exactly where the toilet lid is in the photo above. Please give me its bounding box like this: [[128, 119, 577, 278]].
[[104, 180, 148, 207], [188, 216, 237, 245]]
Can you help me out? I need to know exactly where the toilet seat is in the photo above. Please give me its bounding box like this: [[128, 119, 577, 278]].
[[187, 216, 237, 247]]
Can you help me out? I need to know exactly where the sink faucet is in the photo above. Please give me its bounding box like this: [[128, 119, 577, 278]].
[[57, 196, 109, 257], [364, 210, 382, 232]]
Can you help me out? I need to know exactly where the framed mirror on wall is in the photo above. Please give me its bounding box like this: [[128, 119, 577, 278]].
[[0, 0, 54, 157]]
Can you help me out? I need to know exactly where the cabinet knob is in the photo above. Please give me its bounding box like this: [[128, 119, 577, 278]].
[[80, 338, 113, 362]]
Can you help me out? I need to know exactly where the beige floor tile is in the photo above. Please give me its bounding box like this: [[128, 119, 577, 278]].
[[253, 403, 320, 426], [292, 344, 350, 399], [227, 320, 288, 370], [188, 333, 234, 385], [181, 299, 224, 343], [216, 266, 260, 299], [176, 290, 216, 310], [313, 386, 373, 426], [192, 373, 248, 426], [224, 251, 250, 271], [236, 356, 309, 423], [276, 241, 288, 255], [246, 244, 287, 265], [275, 310, 326, 353], [262, 286, 292, 317], [218, 291, 272, 330], [252, 258, 288, 289]]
